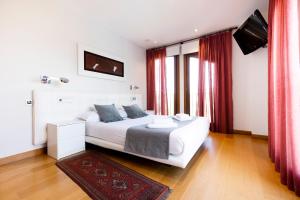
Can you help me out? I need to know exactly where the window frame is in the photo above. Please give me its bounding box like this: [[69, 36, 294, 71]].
[[184, 52, 198, 115], [166, 55, 180, 115]]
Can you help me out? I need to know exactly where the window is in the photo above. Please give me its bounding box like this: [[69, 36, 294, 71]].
[[184, 53, 214, 119], [154, 59, 161, 114], [184, 53, 199, 116], [203, 61, 215, 121], [188, 57, 199, 116], [166, 57, 175, 115]]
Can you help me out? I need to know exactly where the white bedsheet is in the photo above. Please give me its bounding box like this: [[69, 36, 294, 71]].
[[86, 115, 209, 156]]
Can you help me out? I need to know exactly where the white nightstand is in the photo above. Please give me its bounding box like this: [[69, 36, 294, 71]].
[[47, 120, 85, 160]]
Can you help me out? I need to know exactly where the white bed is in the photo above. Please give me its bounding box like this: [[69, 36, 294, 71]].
[[32, 90, 209, 168], [85, 115, 210, 168]]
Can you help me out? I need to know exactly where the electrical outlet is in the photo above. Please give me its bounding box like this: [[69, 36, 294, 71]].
[[132, 97, 137, 101]]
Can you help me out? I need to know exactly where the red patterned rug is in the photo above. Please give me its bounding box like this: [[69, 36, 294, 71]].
[[56, 151, 170, 200]]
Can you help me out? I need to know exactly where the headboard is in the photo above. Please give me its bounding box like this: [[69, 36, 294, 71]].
[[33, 90, 142, 145]]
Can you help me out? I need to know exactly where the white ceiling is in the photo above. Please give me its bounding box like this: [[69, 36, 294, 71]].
[[60, 0, 269, 49]]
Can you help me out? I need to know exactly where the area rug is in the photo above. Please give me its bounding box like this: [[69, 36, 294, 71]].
[[56, 151, 170, 200]]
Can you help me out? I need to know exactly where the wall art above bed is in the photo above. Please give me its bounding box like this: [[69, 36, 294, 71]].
[[78, 44, 126, 81]]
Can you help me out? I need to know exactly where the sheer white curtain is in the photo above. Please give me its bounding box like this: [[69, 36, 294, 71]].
[[166, 57, 175, 115], [189, 57, 199, 116], [155, 57, 176, 115], [154, 59, 161, 114], [189, 58, 213, 120]]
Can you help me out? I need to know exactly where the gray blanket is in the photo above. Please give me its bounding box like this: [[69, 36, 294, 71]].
[[124, 119, 194, 159]]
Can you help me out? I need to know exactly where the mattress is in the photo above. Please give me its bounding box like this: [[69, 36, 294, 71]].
[[86, 115, 210, 156]]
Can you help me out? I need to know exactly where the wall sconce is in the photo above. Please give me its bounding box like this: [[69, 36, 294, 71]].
[[130, 85, 139, 90], [130, 85, 139, 102], [41, 75, 69, 84]]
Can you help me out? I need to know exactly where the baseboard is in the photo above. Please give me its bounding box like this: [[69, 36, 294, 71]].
[[0, 147, 46, 166], [252, 134, 268, 140], [233, 129, 268, 140], [233, 129, 252, 135]]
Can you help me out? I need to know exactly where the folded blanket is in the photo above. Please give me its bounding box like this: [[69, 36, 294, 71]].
[[147, 122, 178, 129], [174, 113, 193, 121], [176, 113, 190, 118], [125, 119, 195, 159]]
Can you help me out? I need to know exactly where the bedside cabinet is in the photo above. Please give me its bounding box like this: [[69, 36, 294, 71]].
[[47, 120, 85, 160]]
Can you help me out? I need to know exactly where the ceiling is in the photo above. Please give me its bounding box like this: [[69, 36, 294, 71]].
[[60, 0, 269, 49]]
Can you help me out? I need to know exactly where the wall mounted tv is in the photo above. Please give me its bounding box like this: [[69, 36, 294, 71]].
[[233, 9, 268, 55]]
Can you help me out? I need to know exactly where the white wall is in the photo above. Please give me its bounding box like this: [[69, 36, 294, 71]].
[[0, 0, 146, 158], [232, 42, 268, 135], [232, 10, 268, 136]]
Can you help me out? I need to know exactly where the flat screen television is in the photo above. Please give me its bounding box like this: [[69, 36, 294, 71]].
[[233, 9, 268, 55]]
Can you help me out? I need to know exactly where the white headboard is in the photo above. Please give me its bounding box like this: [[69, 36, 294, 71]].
[[33, 90, 142, 145]]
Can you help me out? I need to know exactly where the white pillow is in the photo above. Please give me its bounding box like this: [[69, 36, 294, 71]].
[[77, 111, 99, 122]]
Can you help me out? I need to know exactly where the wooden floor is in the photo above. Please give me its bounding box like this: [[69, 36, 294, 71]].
[[0, 133, 299, 200]]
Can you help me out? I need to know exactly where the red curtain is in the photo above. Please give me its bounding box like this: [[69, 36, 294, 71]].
[[146, 50, 156, 111], [146, 48, 168, 115], [197, 31, 233, 134], [268, 0, 300, 196]]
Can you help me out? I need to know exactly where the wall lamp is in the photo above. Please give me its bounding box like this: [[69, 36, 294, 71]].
[[130, 84, 139, 101], [41, 75, 69, 84], [130, 85, 139, 90]]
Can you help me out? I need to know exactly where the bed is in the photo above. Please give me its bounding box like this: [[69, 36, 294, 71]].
[[85, 115, 210, 168], [32, 90, 209, 168]]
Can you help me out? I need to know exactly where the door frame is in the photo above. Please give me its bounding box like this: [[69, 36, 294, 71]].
[[184, 52, 198, 114], [174, 55, 180, 114]]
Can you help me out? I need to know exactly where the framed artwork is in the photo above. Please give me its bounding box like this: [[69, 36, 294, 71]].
[[78, 44, 126, 81]]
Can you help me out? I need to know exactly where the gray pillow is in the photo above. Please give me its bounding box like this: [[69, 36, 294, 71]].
[[94, 104, 123, 123], [123, 104, 148, 119]]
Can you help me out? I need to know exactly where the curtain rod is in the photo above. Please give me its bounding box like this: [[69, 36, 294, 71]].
[[147, 26, 238, 51]]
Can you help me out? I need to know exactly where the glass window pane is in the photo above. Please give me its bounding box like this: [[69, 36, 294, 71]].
[[155, 59, 161, 114], [189, 57, 199, 116], [203, 61, 214, 122], [166, 57, 175, 115]]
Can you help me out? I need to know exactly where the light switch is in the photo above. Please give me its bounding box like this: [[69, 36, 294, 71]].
[[26, 100, 33, 106]]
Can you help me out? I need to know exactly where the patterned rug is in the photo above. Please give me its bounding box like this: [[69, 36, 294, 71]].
[[56, 151, 170, 200]]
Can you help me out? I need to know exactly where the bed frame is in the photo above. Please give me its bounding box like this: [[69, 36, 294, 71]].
[[33, 89, 207, 168], [85, 133, 207, 168]]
